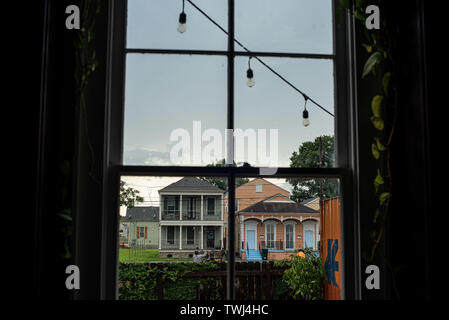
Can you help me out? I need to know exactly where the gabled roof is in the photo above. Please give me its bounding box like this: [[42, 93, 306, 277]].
[[238, 196, 319, 214], [262, 193, 295, 203], [122, 206, 159, 221], [300, 197, 320, 205], [158, 177, 223, 193]]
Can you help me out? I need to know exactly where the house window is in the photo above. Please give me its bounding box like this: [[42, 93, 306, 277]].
[[207, 198, 215, 215], [235, 199, 239, 211], [139, 227, 145, 239], [166, 198, 176, 213], [256, 183, 262, 193], [285, 224, 294, 249], [167, 226, 175, 245], [187, 227, 195, 245], [188, 197, 197, 219], [266, 223, 276, 249]]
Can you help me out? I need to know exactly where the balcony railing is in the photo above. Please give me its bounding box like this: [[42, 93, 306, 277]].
[[162, 210, 180, 220], [202, 210, 221, 221], [181, 240, 200, 250], [182, 210, 200, 220], [259, 240, 283, 250]]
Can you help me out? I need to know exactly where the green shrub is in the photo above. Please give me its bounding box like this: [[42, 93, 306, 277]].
[[118, 262, 219, 300], [275, 248, 326, 300]]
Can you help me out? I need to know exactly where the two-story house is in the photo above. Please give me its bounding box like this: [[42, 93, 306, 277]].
[[158, 177, 225, 258]]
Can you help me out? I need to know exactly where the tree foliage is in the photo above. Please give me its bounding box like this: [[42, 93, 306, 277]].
[[287, 136, 338, 202], [120, 181, 144, 208]]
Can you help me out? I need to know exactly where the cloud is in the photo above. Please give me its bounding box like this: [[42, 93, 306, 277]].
[[124, 147, 172, 166]]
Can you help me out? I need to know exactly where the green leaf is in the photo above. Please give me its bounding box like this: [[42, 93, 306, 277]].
[[363, 51, 383, 78], [379, 192, 391, 205], [382, 72, 392, 96], [362, 44, 373, 53], [354, 9, 366, 21], [371, 95, 383, 117], [375, 138, 386, 151], [374, 169, 384, 193], [371, 143, 380, 160], [370, 116, 385, 131]]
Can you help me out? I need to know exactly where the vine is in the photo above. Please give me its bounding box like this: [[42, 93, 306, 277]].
[[338, 1, 397, 264], [74, 0, 101, 183]]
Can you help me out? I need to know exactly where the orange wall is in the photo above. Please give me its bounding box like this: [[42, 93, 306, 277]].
[[321, 198, 342, 300]]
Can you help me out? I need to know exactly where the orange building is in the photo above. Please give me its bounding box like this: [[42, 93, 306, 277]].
[[224, 179, 320, 261]]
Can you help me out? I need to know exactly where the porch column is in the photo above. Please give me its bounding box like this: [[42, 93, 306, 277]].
[[200, 225, 204, 249], [179, 225, 182, 250], [221, 194, 224, 220], [220, 225, 223, 249], [180, 195, 183, 220], [201, 195, 203, 220]]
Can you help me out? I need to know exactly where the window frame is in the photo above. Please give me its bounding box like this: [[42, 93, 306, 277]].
[[103, 0, 361, 300]]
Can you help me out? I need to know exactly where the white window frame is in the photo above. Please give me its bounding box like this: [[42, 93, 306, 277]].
[[284, 221, 296, 250], [264, 220, 277, 249]]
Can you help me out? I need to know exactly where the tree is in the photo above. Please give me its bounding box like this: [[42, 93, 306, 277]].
[[199, 159, 250, 191], [287, 136, 339, 203], [120, 181, 144, 208]]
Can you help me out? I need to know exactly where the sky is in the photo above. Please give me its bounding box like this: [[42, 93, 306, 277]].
[[123, 0, 335, 168]]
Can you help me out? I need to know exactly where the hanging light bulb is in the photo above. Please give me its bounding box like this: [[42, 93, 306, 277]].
[[302, 96, 310, 127], [246, 57, 255, 87], [177, 0, 187, 33]]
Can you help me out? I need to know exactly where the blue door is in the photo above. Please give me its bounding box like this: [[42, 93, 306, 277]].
[[247, 230, 256, 250], [305, 230, 314, 249]]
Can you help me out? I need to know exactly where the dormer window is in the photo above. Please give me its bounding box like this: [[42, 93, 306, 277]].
[[256, 183, 262, 193]]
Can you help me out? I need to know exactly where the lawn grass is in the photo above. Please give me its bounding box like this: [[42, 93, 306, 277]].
[[119, 248, 192, 263]]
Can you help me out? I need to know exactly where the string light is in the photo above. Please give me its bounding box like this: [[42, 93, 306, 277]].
[[177, 0, 187, 34], [302, 95, 310, 127], [180, 0, 335, 122], [246, 57, 255, 88]]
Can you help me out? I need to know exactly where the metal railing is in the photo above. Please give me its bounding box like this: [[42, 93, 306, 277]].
[[259, 240, 283, 250], [160, 239, 180, 250], [161, 210, 180, 220]]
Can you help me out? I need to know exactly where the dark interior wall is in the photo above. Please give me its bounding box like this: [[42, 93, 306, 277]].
[[356, 0, 437, 299], [33, 0, 80, 299]]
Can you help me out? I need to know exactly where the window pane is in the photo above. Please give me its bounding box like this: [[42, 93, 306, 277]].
[[127, 0, 228, 51], [123, 54, 227, 166], [235, 0, 333, 54], [235, 57, 335, 168]]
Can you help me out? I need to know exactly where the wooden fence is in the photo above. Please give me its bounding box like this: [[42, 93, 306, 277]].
[[153, 261, 288, 300]]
